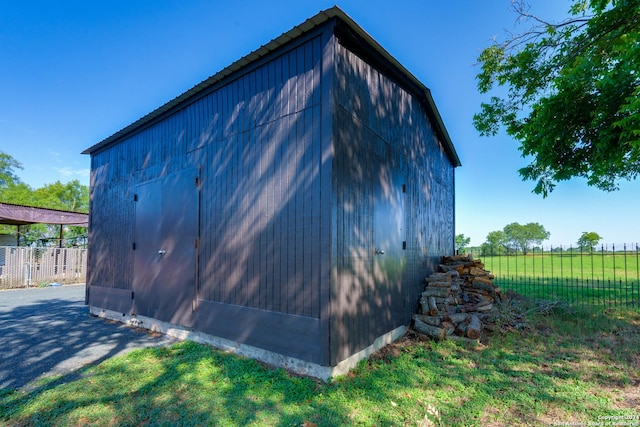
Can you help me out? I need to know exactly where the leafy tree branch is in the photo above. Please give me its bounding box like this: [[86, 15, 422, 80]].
[[475, 0, 640, 196], [0, 151, 89, 246]]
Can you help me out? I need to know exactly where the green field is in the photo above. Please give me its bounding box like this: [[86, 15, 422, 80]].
[[476, 252, 640, 308], [480, 251, 640, 281]]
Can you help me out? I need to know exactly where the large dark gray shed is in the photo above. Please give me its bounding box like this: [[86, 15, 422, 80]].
[[84, 6, 460, 379]]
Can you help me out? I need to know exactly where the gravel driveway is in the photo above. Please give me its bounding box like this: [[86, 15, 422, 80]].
[[0, 284, 175, 390]]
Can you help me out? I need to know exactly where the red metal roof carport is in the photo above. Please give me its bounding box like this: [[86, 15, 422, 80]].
[[0, 202, 88, 247]]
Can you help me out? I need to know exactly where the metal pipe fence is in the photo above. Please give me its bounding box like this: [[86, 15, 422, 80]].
[[467, 243, 640, 310], [0, 246, 87, 289]]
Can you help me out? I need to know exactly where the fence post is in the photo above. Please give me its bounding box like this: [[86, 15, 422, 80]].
[[624, 243, 628, 308], [601, 244, 606, 306], [28, 248, 33, 287], [580, 244, 584, 293], [549, 245, 558, 300], [636, 244, 639, 309], [613, 244, 617, 307], [591, 246, 595, 306], [570, 244, 574, 284], [560, 245, 564, 302], [541, 245, 545, 291], [23, 261, 31, 288]]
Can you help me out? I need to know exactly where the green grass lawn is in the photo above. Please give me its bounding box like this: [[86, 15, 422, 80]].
[[480, 252, 640, 283], [477, 253, 640, 309], [497, 276, 640, 309], [2, 303, 639, 426]]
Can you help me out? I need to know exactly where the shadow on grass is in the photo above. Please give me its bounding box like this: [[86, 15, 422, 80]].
[[1, 341, 350, 426], [325, 304, 640, 425], [2, 306, 639, 426], [497, 277, 640, 311]]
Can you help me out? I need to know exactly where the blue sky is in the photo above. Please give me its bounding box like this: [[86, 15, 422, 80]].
[[1, 0, 638, 247]]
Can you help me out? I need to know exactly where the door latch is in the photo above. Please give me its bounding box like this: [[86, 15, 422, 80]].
[[375, 248, 385, 255], [158, 250, 167, 255]]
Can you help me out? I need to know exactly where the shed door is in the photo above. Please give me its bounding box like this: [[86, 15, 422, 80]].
[[133, 168, 199, 326], [373, 164, 406, 322]]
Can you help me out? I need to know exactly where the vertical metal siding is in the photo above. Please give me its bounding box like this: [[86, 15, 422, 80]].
[[88, 150, 135, 292], [87, 22, 454, 368], [194, 35, 324, 318], [89, 34, 323, 314], [331, 41, 455, 363]]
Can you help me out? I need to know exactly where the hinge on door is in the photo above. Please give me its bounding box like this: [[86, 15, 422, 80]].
[[194, 239, 198, 249], [402, 184, 406, 193], [195, 177, 199, 187], [403, 241, 407, 250], [131, 291, 135, 300], [132, 242, 136, 250], [133, 194, 138, 201]]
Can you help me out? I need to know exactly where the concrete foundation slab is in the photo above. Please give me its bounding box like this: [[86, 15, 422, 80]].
[[90, 306, 407, 381]]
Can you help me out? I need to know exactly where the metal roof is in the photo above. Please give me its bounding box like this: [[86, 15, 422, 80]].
[[82, 6, 461, 167], [0, 202, 88, 227]]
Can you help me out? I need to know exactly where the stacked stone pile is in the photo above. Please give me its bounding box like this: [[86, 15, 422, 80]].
[[412, 255, 502, 342]]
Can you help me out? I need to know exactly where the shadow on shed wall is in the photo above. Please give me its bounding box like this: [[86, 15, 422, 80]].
[[86, 25, 455, 369]]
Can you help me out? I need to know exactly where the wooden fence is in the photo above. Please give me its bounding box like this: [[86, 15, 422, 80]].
[[0, 246, 87, 289]]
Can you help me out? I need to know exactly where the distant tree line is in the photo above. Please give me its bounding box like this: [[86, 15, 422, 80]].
[[0, 150, 89, 246], [456, 226, 603, 256]]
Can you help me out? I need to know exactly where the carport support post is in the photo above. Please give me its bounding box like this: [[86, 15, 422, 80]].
[[59, 224, 63, 248], [16, 225, 20, 246]]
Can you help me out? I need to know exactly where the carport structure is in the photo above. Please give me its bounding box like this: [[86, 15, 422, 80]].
[[0, 202, 88, 247]]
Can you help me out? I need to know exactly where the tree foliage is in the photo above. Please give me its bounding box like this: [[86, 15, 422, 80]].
[[455, 234, 471, 253], [577, 231, 603, 249], [483, 230, 508, 255], [475, 0, 640, 196], [32, 181, 89, 212], [0, 151, 89, 246], [503, 222, 550, 254], [484, 222, 550, 255], [0, 150, 23, 188], [0, 182, 34, 206]]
